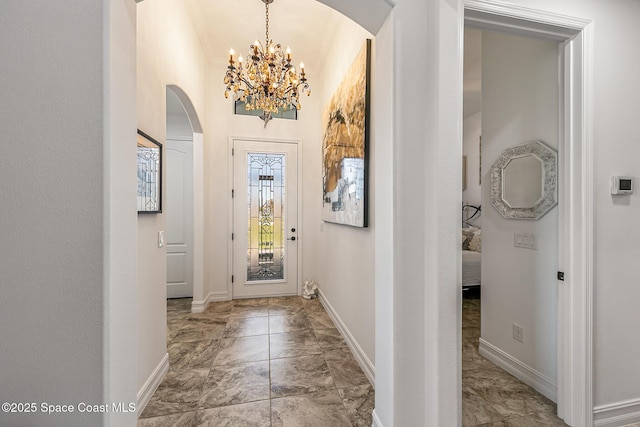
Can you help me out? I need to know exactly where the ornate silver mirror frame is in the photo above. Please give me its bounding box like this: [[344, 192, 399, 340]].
[[490, 140, 557, 220]]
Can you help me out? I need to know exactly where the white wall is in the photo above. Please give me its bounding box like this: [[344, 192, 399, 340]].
[[481, 30, 559, 388], [463, 27, 482, 213], [388, 0, 462, 425], [104, 0, 138, 424], [373, 12, 394, 427], [463, 112, 482, 209], [581, 0, 640, 412], [315, 18, 376, 367], [0, 0, 137, 425], [136, 0, 208, 400], [464, 28, 482, 120]]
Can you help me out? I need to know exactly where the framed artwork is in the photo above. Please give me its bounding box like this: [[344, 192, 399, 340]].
[[137, 129, 162, 214], [321, 39, 371, 228]]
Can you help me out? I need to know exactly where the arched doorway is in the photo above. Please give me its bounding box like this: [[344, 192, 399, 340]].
[[165, 85, 205, 306]]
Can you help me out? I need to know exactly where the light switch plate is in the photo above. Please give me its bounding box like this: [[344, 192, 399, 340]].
[[514, 232, 538, 250], [158, 231, 164, 248]]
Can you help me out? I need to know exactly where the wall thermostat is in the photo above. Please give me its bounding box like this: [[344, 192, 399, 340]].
[[611, 176, 633, 195]]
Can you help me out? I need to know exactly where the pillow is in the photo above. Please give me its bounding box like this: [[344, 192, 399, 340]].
[[468, 229, 482, 252], [461, 227, 478, 250]]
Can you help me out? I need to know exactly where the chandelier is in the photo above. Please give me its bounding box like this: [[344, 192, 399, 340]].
[[224, 0, 311, 125]]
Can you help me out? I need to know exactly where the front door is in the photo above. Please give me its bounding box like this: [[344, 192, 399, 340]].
[[232, 139, 298, 298]]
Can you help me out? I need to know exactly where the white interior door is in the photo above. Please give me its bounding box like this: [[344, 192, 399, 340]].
[[166, 139, 194, 298], [233, 139, 298, 298]]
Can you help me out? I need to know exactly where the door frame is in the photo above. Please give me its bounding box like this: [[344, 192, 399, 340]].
[[463, 2, 593, 426], [227, 136, 304, 299]]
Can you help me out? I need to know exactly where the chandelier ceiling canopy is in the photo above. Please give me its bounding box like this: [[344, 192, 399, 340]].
[[224, 0, 311, 125]]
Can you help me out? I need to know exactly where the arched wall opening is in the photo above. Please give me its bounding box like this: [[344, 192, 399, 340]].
[[165, 85, 205, 307], [166, 84, 203, 133], [165, 85, 205, 309]]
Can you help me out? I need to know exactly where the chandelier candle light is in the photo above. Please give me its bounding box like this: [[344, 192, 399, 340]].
[[224, 0, 311, 126]]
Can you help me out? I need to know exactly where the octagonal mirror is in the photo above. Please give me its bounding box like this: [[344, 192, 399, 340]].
[[490, 140, 557, 220], [503, 154, 543, 208]]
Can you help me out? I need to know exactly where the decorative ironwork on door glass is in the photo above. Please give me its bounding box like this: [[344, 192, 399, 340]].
[[247, 153, 285, 281]]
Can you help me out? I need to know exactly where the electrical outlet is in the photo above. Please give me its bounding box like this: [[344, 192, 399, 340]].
[[513, 323, 524, 343]]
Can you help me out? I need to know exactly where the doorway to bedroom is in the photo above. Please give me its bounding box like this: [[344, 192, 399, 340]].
[[461, 26, 564, 426]]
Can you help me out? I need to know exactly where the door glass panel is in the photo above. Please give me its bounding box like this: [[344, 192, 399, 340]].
[[247, 153, 285, 281]]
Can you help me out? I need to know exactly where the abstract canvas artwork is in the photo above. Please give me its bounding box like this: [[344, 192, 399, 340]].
[[322, 39, 371, 228]]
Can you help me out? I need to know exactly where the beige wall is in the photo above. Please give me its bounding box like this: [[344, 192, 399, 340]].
[[315, 18, 376, 368]]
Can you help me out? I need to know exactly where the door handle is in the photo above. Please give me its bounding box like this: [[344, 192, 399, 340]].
[[287, 236, 296, 241]]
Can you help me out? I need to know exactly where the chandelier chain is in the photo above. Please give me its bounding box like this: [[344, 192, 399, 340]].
[[265, 2, 270, 47]]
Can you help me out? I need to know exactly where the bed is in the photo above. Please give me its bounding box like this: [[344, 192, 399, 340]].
[[462, 249, 481, 287], [462, 204, 481, 289]]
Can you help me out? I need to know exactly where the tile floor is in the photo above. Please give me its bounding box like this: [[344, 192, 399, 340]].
[[462, 294, 568, 426], [138, 296, 374, 426]]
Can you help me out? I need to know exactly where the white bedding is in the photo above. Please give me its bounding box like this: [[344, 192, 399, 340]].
[[462, 249, 481, 287]]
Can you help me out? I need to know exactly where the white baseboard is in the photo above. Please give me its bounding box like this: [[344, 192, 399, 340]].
[[594, 398, 640, 427], [478, 338, 557, 402], [372, 409, 384, 427], [191, 291, 229, 313], [318, 289, 376, 387], [136, 352, 169, 417]]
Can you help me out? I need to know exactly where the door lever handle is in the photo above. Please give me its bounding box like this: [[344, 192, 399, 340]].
[[287, 236, 296, 241]]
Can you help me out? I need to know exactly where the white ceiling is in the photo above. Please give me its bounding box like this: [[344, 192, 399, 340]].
[[185, 0, 345, 76]]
